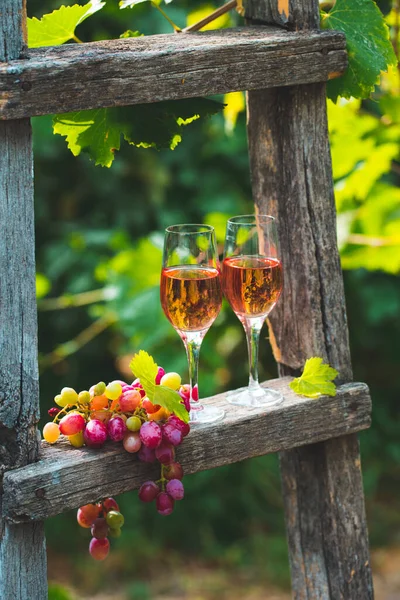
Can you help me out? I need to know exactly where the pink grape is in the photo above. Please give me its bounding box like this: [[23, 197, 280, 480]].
[[162, 423, 183, 447], [48, 407, 61, 418], [155, 366, 165, 385], [155, 442, 175, 465], [138, 445, 156, 463], [89, 537, 110, 561], [77, 504, 100, 528], [131, 378, 146, 398], [167, 416, 190, 438], [91, 517, 109, 540], [119, 389, 142, 412], [166, 479, 184, 501], [139, 421, 162, 449], [59, 413, 85, 436], [164, 462, 183, 481], [84, 419, 108, 448], [179, 384, 190, 400], [156, 492, 174, 516], [107, 416, 127, 442], [123, 432, 141, 453], [102, 498, 119, 513], [138, 481, 160, 503]]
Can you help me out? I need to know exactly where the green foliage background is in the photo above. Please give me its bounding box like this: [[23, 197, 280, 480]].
[[27, 0, 400, 596]]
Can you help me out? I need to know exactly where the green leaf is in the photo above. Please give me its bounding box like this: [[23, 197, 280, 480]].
[[130, 351, 189, 423], [289, 357, 338, 398], [120, 30, 144, 38], [53, 99, 224, 167], [321, 0, 397, 101], [36, 273, 51, 299], [28, 1, 105, 48], [120, 0, 162, 8]]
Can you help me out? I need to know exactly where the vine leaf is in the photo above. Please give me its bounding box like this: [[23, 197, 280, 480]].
[[119, 0, 173, 9], [53, 99, 224, 167], [321, 0, 397, 102], [28, 1, 105, 48], [130, 351, 189, 423], [289, 357, 338, 398]]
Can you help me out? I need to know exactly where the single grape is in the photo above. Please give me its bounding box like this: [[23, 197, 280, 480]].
[[148, 407, 169, 422], [48, 407, 61, 418], [106, 510, 124, 529], [105, 381, 123, 400], [166, 479, 184, 501], [162, 423, 183, 447], [155, 366, 165, 385], [107, 416, 127, 442], [108, 527, 121, 539], [68, 431, 85, 448], [167, 415, 190, 438], [164, 462, 183, 481], [155, 442, 175, 465], [90, 394, 109, 411], [59, 413, 85, 436], [77, 504, 100, 528], [126, 416, 142, 432], [60, 387, 79, 405], [43, 422, 60, 444], [83, 419, 108, 448], [138, 481, 160, 503], [156, 492, 174, 516], [54, 394, 69, 408], [142, 399, 161, 414], [122, 432, 141, 453], [94, 382, 106, 396], [179, 384, 190, 400], [78, 390, 91, 404], [102, 498, 119, 513], [138, 445, 156, 463], [89, 537, 110, 561], [139, 421, 162, 449], [160, 372, 181, 391], [91, 517, 109, 540], [119, 389, 142, 412]]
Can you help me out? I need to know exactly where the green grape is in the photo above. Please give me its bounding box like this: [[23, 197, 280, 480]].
[[54, 394, 68, 408], [160, 372, 181, 391], [94, 382, 106, 396], [78, 390, 91, 404], [106, 510, 124, 529], [105, 381, 122, 400], [108, 527, 122, 539], [60, 387, 78, 405], [126, 416, 141, 432]]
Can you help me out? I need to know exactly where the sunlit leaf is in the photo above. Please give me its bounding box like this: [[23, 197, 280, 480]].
[[223, 92, 245, 135], [289, 357, 338, 398]]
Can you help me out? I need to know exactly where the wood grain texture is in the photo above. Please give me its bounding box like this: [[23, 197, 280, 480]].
[[0, 1, 47, 598], [0, 27, 347, 119], [244, 0, 320, 29], [246, 1, 374, 598], [2, 379, 371, 524]]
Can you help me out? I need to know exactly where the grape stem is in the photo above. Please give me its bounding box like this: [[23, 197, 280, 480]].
[[151, 2, 181, 32], [182, 0, 238, 33]]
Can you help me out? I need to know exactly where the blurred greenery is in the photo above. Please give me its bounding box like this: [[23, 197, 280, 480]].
[[26, 0, 400, 597]]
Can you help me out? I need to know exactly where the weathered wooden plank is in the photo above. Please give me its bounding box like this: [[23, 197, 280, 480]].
[[0, 27, 347, 119], [244, 0, 320, 29], [2, 379, 371, 523], [246, 1, 374, 598], [0, 2, 47, 599]]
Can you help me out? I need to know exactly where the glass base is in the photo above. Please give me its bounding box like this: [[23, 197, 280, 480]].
[[227, 385, 283, 408], [189, 402, 225, 424]]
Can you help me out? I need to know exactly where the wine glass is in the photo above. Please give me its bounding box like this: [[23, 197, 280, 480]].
[[160, 224, 225, 424], [222, 215, 283, 407]]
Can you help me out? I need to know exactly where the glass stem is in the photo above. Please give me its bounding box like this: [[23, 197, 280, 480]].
[[183, 331, 205, 406], [243, 317, 265, 390]]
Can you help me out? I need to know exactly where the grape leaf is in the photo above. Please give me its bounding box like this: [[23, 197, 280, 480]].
[[321, 0, 397, 102], [28, 1, 105, 48], [289, 357, 338, 398], [120, 30, 144, 38], [53, 99, 224, 167], [130, 351, 189, 423]]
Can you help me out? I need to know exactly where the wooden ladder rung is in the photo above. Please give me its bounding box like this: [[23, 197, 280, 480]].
[[0, 27, 347, 120], [2, 378, 370, 524]]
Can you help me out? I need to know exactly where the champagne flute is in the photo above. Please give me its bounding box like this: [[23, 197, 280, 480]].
[[160, 224, 225, 424], [222, 215, 283, 407]]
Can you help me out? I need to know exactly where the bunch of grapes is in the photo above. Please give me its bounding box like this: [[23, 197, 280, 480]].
[[43, 365, 191, 560], [77, 498, 124, 560]]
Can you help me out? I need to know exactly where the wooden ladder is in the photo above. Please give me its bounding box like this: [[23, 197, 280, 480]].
[[0, 0, 374, 598]]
